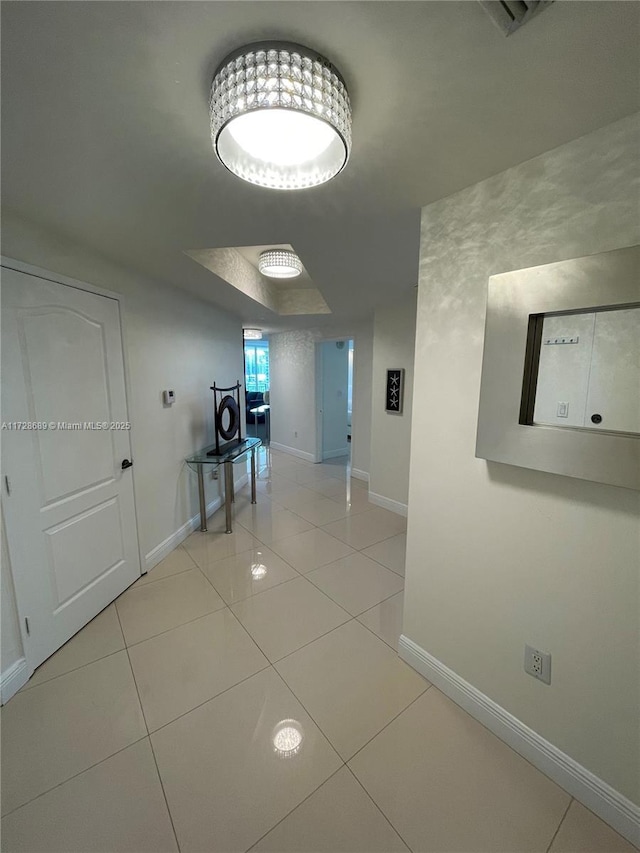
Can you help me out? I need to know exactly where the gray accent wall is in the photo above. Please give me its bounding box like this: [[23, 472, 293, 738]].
[[404, 113, 640, 803]]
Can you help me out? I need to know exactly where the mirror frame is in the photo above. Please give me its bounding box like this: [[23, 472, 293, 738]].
[[476, 245, 640, 490]]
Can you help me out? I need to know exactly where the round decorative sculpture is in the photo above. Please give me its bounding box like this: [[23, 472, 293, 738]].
[[217, 395, 240, 441], [209, 381, 243, 455]]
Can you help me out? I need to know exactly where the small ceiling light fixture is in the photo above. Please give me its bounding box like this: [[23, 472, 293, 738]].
[[209, 42, 351, 190], [258, 249, 303, 279], [243, 328, 263, 340]]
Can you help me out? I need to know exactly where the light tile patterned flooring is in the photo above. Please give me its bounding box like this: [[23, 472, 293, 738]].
[[1, 448, 636, 852]]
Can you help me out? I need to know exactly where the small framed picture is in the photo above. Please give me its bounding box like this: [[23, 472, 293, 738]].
[[385, 368, 405, 414]]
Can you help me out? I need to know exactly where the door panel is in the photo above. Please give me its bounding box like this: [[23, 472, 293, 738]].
[[1, 267, 140, 671], [46, 497, 124, 608], [584, 307, 640, 433], [21, 308, 115, 502]]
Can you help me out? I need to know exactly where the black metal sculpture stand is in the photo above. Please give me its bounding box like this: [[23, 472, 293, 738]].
[[209, 381, 243, 456]]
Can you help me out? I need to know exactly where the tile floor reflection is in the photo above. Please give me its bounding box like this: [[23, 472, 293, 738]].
[[1, 447, 636, 852]]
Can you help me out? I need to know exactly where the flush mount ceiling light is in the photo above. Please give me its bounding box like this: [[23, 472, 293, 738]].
[[258, 249, 303, 279], [209, 42, 351, 190], [243, 328, 263, 340]]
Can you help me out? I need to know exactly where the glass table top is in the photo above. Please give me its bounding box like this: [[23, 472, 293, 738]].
[[186, 436, 261, 465]]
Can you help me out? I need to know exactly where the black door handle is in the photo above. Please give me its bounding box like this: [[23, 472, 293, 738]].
[[590, 414, 603, 425], [121, 459, 133, 470]]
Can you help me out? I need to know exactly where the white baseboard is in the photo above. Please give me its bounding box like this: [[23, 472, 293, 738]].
[[322, 447, 350, 460], [398, 635, 640, 848], [269, 442, 315, 463], [351, 468, 369, 483], [143, 473, 249, 571], [1, 658, 30, 704], [368, 490, 408, 517]]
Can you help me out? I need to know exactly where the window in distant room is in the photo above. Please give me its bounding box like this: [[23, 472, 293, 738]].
[[244, 338, 270, 442], [244, 340, 270, 393]]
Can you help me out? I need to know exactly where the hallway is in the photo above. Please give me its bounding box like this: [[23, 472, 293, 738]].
[[1, 448, 634, 852]]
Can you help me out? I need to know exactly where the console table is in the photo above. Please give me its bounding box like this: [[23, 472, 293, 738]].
[[186, 437, 261, 534], [249, 403, 271, 444]]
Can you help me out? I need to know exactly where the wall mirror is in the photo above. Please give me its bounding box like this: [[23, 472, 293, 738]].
[[476, 245, 640, 490]]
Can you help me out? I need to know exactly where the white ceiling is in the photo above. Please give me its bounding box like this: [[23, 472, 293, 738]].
[[2, 1, 638, 332]]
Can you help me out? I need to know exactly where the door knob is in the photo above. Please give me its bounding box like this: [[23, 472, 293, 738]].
[[121, 459, 133, 470], [590, 413, 603, 425]]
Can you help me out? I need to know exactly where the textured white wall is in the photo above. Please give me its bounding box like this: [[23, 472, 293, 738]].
[[1, 213, 244, 675], [269, 330, 317, 458], [404, 113, 640, 803], [369, 293, 417, 507]]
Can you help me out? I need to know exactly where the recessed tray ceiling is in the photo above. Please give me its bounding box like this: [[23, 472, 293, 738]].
[[184, 244, 331, 316]]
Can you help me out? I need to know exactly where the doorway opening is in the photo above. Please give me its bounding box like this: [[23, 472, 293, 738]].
[[315, 338, 353, 465], [243, 336, 270, 444]]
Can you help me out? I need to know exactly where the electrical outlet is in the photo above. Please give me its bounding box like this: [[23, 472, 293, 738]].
[[210, 469, 218, 480], [524, 644, 551, 685]]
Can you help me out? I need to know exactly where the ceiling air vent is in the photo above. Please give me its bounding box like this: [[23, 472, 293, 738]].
[[478, 1, 553, 36]]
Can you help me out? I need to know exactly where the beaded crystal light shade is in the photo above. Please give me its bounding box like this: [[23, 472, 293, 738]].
[[209, 42, 351, 190], [258, 249, 303, 279]]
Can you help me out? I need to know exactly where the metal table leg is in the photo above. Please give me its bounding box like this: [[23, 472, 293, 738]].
[[197, 464, 207, 532], [251, 447, 257, 504], [224, 461, 233, 533]]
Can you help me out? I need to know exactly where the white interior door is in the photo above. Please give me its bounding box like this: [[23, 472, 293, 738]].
[[1, 267, 140, 671], [584, 307, 640, 433]]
